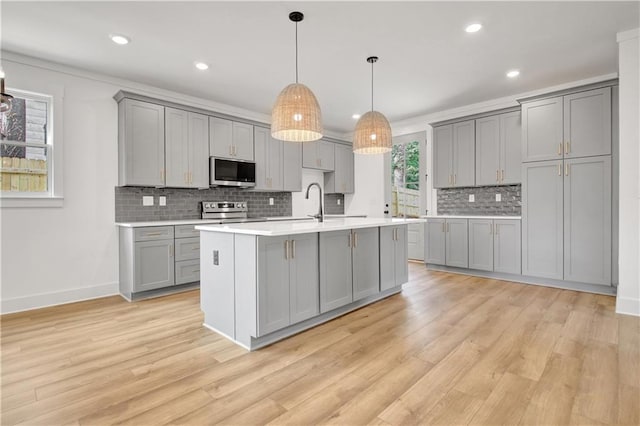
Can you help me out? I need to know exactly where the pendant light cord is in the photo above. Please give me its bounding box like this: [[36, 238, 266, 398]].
[[295, 21, 299, 83], [371, 60, 374, 112]]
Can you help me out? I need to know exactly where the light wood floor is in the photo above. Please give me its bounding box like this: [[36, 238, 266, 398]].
[[2, 263, 639, 425]]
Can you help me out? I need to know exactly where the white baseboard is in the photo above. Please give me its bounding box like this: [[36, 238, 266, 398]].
[[616, 297, 640, 317], [1, 282, 119, 314]]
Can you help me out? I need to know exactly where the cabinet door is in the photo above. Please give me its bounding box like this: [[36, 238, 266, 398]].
[[209, 117, 233, 159], [289, 233, 319, 324], [302, 140, 319, 169], [468, 219, 494, 271], [257, 236, 290, 336], [233, 122, 254, 161], [380, 226, 396, 291], [475, 116, 501, 186], [500, 111, 522, 184], [425, 219, 446, 265], [564, 87, 611, 158], [521, 97, 563, 162], [283, 142, 302, 192], [268, 137, 283, 190], [494, 219, 521, 275], [253, 127, 269, 190], [175, 259, 200, 285], [120, 99, 165, 186], [134, 239, 175, 292], [445, 219, 468, 268], [522, 161, 563, 279], [165, 108, 189, 187], [189, 112, 210, 189], [395, 225, 409, 286], [318, 141, 335, 171], [407, 222, 424, 261], [326, 144, 354, 194], [453, 120, 475, 187], [352, 228, 380, 301], [433, 125, 453, 188], [344, 144, 355, 193], [174, 236, 200, 261], [319, 230, 353, 313], [564, 156, 611, 285]]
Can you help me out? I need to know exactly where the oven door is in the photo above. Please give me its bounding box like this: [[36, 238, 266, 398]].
[[210, 158, 256, 187]]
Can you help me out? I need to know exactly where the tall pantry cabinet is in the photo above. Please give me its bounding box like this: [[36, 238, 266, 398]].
[[520, 85, 614, 286]]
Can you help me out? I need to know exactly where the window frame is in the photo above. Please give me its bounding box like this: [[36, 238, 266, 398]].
[[0, 86, 64, 208], [388, 131, 427, 218]]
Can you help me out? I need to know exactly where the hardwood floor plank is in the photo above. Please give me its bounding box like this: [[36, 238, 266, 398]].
[[468, 372, 537, 425]]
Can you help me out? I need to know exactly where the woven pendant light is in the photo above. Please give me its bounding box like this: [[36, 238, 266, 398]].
[[271, 12, 323, 142], [353, 56, 392, 154]]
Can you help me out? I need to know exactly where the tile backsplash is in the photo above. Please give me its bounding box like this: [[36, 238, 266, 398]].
[[437, 184, 521, 216], [324, 194, 345, 215]]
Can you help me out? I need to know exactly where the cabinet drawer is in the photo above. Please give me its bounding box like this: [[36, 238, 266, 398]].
[[175, 259, 200, 285], [175, 237, 200, 261], [175, 224, 199, 239], [134, 226, 174, 242]]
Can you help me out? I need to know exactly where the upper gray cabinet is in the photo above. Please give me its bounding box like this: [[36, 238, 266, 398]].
[[118, 99, 165, 186], [325, 144, 354, 194], [209, 117, 254, 161], [303, 140, 335, 171], [282, 141, 302, 192], [254, 127, 283, 191], [165, 108, 209, 189], [476, 111, 522, 185], [522, 87, 611, 162], [433, 120, 475, 188]]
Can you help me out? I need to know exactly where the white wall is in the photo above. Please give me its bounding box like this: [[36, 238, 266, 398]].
[[345, 153, 386, 218], [291, 168, 325, 217], [615, 28, 640, 316]]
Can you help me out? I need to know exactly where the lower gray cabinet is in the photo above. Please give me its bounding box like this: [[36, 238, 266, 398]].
[[175, 259, 200, 285], [494, 220, 521, 274], [352, 227, 380, 301], [468, 219, 493, 271], [425, 219, 446, 265], [320, 230, 353, 313], [257, 233, 320, 336], [380, 225, 409, 291], [445, 219, 468, 268], [133, 239, 175, 292]]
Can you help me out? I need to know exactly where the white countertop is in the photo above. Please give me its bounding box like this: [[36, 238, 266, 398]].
[[422, 215, 521, 220], [115, 216, 316, 228], [196, 217, 425, 236]]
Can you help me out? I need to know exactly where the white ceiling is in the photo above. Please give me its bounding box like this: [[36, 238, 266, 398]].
[[2, 1, 638, 133]]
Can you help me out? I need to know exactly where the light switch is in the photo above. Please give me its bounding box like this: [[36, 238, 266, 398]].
[[159, 196, 166, 206], [142, 196, 154, 206], [337, 199, 341, 205], [496, 193, 502, 202], [269, 198, 274, 206], [469, 194, 475, 203]]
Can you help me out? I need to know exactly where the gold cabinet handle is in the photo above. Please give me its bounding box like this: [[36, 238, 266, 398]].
[[144, 232, 163, 237], [565, 163, 569, 176], [284, 240, 289, 260], [291, 240, 296, 259], [229, 145, 232, 156], [501, 170, 505, 182], [169, 244, 174, 257], [441, 222, 445, 232], [558, 164, 562, 176], [496, 170, 499, 183], [558, 143, 562, 156], [453, 174, 456, 185], [565, 142, 570, 155], [189, 171, 193, 184], [354, 232, 358, 248]]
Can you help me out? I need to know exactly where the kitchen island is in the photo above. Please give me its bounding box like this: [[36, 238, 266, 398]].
[[196, 218, 423, 350]]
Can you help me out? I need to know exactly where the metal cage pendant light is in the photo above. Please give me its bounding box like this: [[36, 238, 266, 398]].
[[271, 11, 323, 142], [353, 56, 392, 154]]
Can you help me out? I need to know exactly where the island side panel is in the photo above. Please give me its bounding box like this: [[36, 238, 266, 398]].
[[235, 234, 258, 348], [200, 231, 236, 340]]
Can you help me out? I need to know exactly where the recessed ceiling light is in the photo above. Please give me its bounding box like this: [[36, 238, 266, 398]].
[[352, 114, 361, 120], [506, 70, 520, 78], [195, 62, 209, 71], [110, 34, 130, 45], [465, 23, 482, 33]]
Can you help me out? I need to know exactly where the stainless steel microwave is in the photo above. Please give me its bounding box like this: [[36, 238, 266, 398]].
[[209, 157, 256, 187]]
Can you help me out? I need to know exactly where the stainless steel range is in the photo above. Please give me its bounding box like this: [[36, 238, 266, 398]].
[[201, 201, 267, 223]]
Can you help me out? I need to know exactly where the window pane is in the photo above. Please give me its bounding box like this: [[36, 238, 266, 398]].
[[0, 97, 48, 144], [0, 143, 48, 192]]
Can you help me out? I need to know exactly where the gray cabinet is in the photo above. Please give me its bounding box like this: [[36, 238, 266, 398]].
[[522, 87, 611, 162], [468, 219, 493, 271], [425, 219, 446, 265], [174, 236, 199, 262], [522, 161, 564, 279], [352, 227, 380, 301], [433, 120, 474, 188], [175, 259, 199, 285], [563, 156, 611, 285], [476, 112, 521, 185], [325, 144, 354, 194], [289, 233, 320, 324], [209, 117, 254, 161], [494, 219, 521, 275], [380, 225, 409, 291], [118, 99, 165, 186], [319, 230, 353, 313], [283, 141, 302, 192], [303, 140, 335, 171], [134, 239, 175, 292], [165, 109, 209, 188], [445, 219, 468, 268], [254, 127, 283, 191]]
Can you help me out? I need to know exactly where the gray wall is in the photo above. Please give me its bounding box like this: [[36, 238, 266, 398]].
[[437, 184, 521, 216]]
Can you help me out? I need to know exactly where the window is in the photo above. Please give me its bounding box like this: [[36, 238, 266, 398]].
[[0, 89, 58, 204], [391, 138, 420, 218]]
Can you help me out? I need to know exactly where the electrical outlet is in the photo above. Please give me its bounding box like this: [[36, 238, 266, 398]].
[[142, 196, 154, 206], [159, 196, 166, 206], [496, 193, 502, 202], [269, 198, 274, 206], [337, 199, 341, 205], [469, 194, 475, 202]]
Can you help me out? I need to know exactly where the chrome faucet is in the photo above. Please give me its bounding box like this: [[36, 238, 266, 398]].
[[305, 182, 324, 222]]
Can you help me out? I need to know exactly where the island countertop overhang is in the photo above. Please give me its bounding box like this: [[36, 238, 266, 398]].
[[195, 217, 425, 236]]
